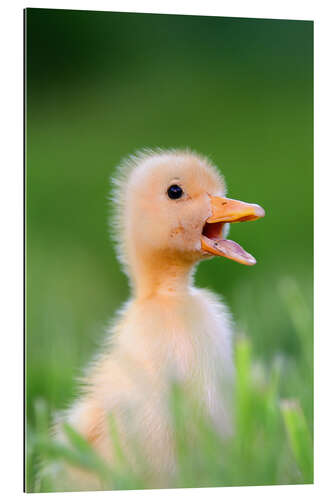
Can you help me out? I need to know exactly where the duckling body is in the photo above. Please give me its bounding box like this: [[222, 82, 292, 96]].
[[53, 150, 264, 489], [60, 287, 233, 485]]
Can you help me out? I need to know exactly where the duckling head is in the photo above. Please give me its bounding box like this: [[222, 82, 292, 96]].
[[111, 149, 264, 295]]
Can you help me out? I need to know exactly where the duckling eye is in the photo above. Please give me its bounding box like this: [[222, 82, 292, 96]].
[[167, 184, 183, 200]]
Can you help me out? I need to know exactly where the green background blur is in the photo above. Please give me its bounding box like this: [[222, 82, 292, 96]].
[[25, 8, 313, 488]]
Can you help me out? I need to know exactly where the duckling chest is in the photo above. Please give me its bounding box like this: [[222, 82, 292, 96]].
[[122, 290, 234, 387]]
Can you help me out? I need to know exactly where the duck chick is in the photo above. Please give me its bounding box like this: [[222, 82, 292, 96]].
[[53, 149, 265, 489]]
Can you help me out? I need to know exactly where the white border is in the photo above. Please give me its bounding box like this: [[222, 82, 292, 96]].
[[1, 1, 332, 499], [14, 0, 316, 20]]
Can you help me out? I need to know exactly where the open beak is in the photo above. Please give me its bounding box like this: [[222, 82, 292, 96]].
[[201, 196, 265, 265]]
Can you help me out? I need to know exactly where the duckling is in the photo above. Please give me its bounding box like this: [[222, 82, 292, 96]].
[[53, 149, 265, 489]]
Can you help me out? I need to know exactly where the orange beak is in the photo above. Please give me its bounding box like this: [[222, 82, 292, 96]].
[[201, 196, 265, 265]]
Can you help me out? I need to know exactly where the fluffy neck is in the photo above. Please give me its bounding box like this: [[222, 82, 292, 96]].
[[128, 249, 197, 300]]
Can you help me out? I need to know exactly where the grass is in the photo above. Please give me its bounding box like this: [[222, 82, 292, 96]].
[[26, 276, 313, 492]]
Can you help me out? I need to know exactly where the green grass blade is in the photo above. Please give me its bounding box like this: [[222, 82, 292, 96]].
[[61, 423, 111, 480], [280, 399, 313, 483]]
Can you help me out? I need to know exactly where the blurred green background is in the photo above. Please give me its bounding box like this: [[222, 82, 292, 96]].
[[25, 8, 313, 490]]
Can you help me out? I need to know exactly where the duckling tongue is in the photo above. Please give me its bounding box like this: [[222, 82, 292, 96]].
[[201, 235, 256, 266]]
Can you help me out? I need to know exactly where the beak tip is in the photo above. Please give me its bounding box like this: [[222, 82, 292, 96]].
[[254, 205, 265, 218]]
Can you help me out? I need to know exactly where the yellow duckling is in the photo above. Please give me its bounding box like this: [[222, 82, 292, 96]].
[[54, 149, 265, 489]]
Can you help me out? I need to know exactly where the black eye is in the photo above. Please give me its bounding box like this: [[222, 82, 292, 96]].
[[167, 184, 183, 200]]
